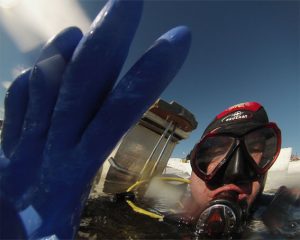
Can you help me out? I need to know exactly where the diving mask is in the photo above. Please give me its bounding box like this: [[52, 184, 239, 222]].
[[191, 123, 281, 184]]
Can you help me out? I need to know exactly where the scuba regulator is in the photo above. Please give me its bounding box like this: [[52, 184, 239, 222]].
[[195, 192, 248, 239]]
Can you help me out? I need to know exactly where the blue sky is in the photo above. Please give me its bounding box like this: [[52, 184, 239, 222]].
[[0, 0, 299, 157]]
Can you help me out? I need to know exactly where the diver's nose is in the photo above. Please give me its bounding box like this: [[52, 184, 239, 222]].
[[223, 146, 254, 184]]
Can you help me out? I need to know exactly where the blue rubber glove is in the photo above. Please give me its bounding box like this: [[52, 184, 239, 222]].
[[0, 0, 191, 239]]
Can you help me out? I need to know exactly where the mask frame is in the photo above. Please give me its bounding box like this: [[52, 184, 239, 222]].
[[191, 122, 281, 183]]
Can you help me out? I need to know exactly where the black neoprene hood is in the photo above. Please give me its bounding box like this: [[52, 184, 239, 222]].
[[203, 102, 269, 136]]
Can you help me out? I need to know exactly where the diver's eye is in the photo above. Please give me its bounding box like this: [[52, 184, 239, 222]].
[[250, 144, 264, 153], [289, 221, 298, 229], [208, 147, 228, 157]]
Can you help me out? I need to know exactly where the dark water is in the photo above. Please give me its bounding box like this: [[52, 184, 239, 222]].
[[78, 195, 192, 240], [76, 194, 291, 240]]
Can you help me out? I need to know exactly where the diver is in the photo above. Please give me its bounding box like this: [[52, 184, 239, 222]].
[[79, 102, 300, 240], [0, 0, 299, 239], [131, 101, 299, 239], [173, 101, 286, 238]]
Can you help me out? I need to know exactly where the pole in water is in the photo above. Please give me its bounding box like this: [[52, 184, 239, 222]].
[[139, 121, 174, 180], [149, 124, 177, 177]]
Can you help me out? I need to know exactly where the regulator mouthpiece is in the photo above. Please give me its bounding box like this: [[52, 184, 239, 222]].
[[195, 194, 247, 239]]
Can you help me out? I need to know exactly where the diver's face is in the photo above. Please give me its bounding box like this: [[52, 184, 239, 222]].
[[189, 170, 264, 215], [188, 123, 281, 220], [189, 143, 265, 214]]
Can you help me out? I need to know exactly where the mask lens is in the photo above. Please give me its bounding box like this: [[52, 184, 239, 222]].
[[194, 136, 235, 175], [244, 127, 278, 169]]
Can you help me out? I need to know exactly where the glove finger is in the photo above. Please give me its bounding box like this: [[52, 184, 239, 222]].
[[1, 69, 30, 158], [81, 26, 191, 171], [48, 0, 143, 150], [0, 27, 83, 201], [20, 27, 83, 142]]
